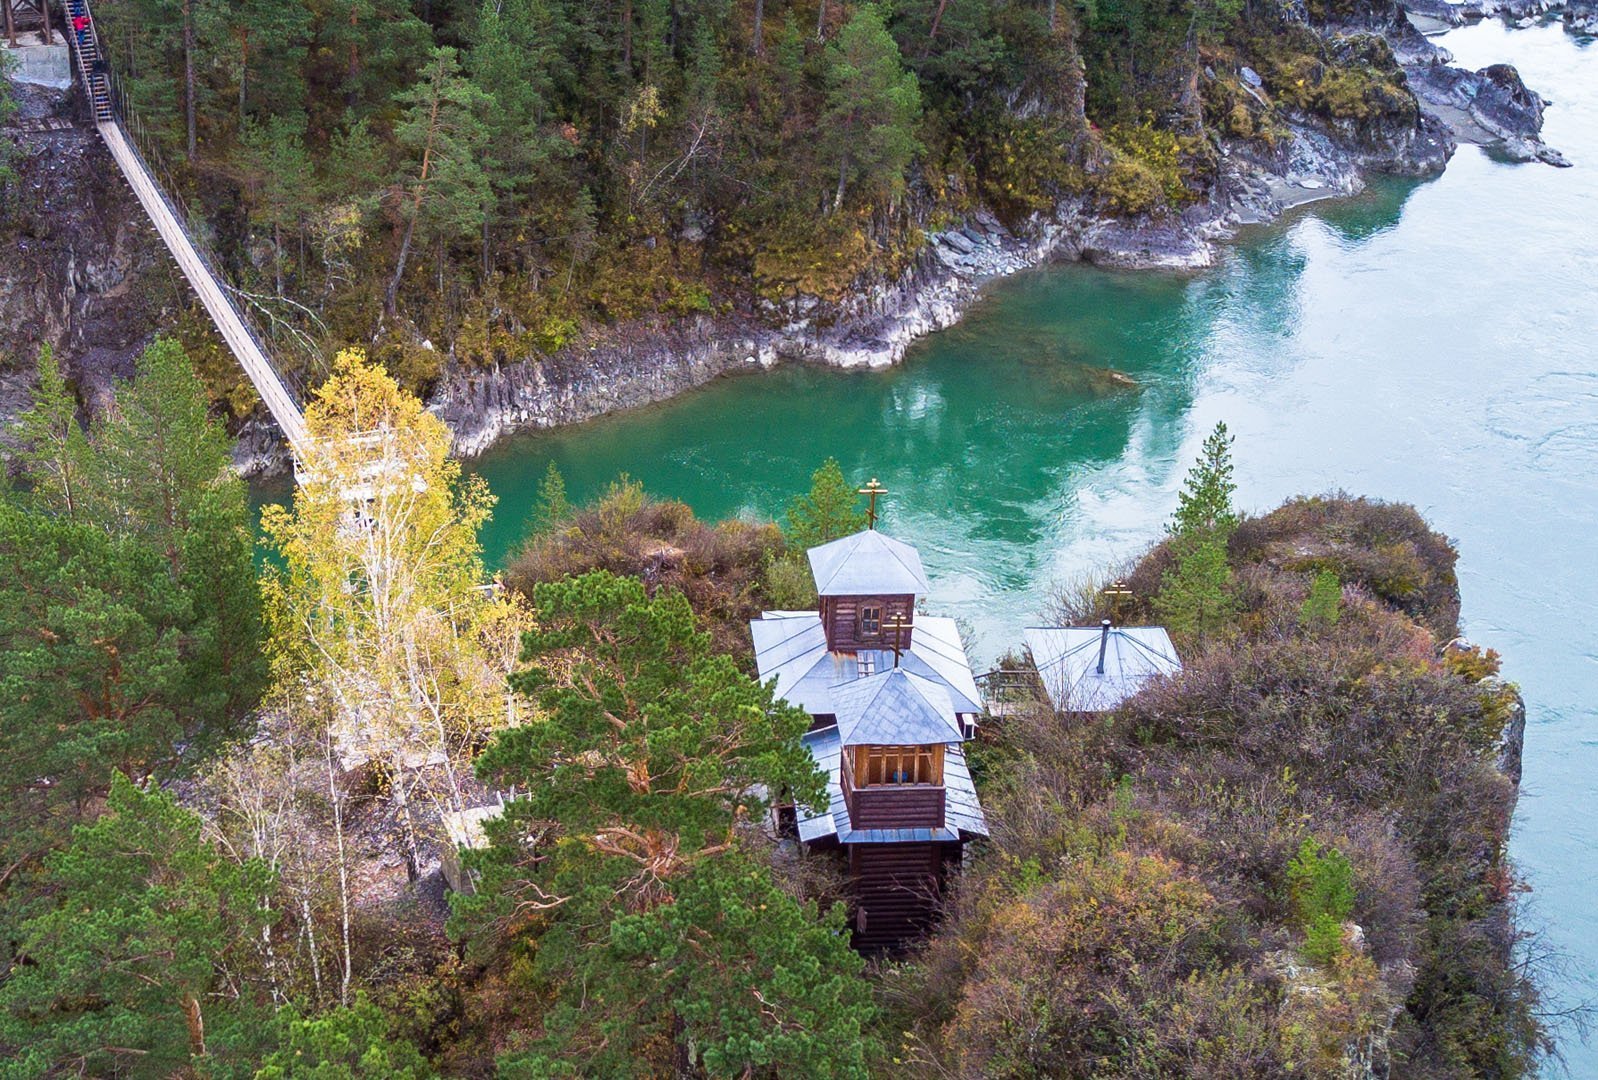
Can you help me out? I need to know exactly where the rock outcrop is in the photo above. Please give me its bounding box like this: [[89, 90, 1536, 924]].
[[0, 83, 168, 441]]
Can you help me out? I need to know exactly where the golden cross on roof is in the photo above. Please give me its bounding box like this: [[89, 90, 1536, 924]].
[[882, 612, 911, 667], [858, 477, 888, 529], [1101, 579, 1134, 623]]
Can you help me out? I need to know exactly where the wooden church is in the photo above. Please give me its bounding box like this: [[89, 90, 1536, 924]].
[[751, 528, 987, 951]]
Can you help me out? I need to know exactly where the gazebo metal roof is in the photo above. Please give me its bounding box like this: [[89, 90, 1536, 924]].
[[1023, 624, 1182, 712]]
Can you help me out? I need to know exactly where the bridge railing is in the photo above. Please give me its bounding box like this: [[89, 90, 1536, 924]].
[[974, 668, 1042, 717]]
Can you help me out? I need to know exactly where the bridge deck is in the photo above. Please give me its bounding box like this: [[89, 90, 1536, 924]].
[[96, 121, 310, 452]]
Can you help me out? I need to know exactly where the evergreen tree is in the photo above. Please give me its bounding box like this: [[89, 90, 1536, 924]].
[[317, 0, 433, 111], [0, 339, 265, 902], [526, 460, 572, 538], [784, 457, 867, 550], [195, 0, 311, 124], [1300, 570, 1343, 629], [0, 774, 274, 1075], [1168, 420, 1238, 542], [11, 346, 92, 519], [385, 46, 494, 314], [1157, 422, 1239, 643], [1153, 533, 1235, 643], [254, 997, 436, 1078], [237, 114, 316, 295], [468, 0, 577, 271], [821, 4, 922, 211], [456, 570, 874, 1075]]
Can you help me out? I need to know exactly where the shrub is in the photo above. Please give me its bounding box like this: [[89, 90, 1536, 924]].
[[1300, 569, 1343, 628], [1287, 838, 1356, 965], [1093, 152, 1168, 215], [1092, 123, 1199, 215], [938, 849, 1268, 1079], [504, 478, 785, 657], [1230, 494, 1461, 638]]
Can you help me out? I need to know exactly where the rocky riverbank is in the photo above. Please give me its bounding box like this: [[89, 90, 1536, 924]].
[[413, 2, 1560, 470], [0, 3, 1563, 476], [1406, 0, 1598, 36]]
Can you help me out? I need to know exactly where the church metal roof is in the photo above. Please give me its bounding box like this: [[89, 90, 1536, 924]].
[[806, 529, 932, 597], [1023, 624, 1182, 712], [750, 612, 982, 716], [830, 668, 964, 747]]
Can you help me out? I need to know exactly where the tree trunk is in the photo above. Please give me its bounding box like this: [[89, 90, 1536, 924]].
[[1049, 0, 1058, 31], [385, 80, 442, 316], [325, 733, 353, 1007], [182, 994, 206, 1059], [390, 754, 422, 882], [274, 221, 284, 297], [816, 0, 826, 39], [622, 0, 633, 67], [928, 0, 950, 44], [833, 152, 849, 212], [386, 213, 419, 316], [237, 30, 249, 122], [346, 6, 360, 109], [183, 0, 196, 160], [751, 0, 763, 55]]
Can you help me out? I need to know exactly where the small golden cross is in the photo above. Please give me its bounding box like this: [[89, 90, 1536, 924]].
[[882, 612, 911, 666], [858, 477, 888, 529], [1101, 579, 1134, 623]]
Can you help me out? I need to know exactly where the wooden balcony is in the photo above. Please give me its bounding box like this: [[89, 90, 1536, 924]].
[[843, 751, 945, 830]]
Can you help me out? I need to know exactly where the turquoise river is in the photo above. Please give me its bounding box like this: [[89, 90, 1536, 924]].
[[274, 19, 1598, 1068]]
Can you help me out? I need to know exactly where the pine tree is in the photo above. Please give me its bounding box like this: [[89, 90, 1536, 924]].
[[255, 997, 435, 1078], [1169, 420, 1238, 542], [456, 570, 874, 1075], [1154, 533, 1235, 643], [526, 460, 572, 538], [784, 457, 867, 550], [385, 46, 494, 314], [11, 345, 92, 519], [1157, 421, 1239, 644], [0, 339, 265, 899], [195, 0, 312, 124], [0, 774, 274, 1075], [237, 114, 316, 295], [822, 4, 922, 211]]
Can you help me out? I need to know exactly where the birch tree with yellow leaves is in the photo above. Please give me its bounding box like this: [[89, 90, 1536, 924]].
[[261, 349, 525, 880]]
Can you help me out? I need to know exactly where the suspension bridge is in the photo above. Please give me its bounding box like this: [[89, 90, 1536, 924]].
[[50, 0, 311, 455]]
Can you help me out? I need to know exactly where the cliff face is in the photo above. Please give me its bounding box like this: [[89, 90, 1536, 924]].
[[0, 83, 168, 436], [431, 209, 1077, 458]]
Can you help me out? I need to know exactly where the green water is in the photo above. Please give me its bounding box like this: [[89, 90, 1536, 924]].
[[265, 20, 1598, 1063], [469, 173, 1445, 655]]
